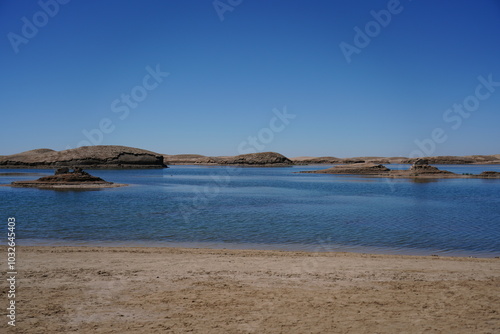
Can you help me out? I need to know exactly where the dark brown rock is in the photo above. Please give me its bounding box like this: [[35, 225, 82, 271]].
[[478, 171, 500, 178], [342, 159, 366, 164], [409, 159, 453, 174], [304, 163, 391, 175], [290, 157, 342, 165], [216, 152, 293, 165], [55, 167, 70, 175], [412, 159, 429, 166], [10, 168, 126, 188], [0, 145, 167, 169], [403, 155, 500, 165], [172, 152, 294, 166]]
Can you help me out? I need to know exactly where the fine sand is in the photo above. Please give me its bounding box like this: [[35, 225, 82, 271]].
[[1, 246, 499, 333]]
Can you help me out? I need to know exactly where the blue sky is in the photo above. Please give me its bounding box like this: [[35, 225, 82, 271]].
[[1, 0, 499, 158]]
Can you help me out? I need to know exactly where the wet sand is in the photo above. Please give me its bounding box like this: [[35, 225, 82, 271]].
[[1, 246, 499, 333]]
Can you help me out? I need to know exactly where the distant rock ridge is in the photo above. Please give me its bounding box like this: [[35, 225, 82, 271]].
[[291, 156, 342, 165], [291, 155, 500, 165], [163, 154, 207, 164], [303, 163, 391, 175], [3, 147, 500, 168], [0, 146, 167, 169], [165, 152, 293, 166]]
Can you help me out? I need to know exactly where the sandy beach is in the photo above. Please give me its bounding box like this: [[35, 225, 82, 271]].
[[1, 246, 499, 333]]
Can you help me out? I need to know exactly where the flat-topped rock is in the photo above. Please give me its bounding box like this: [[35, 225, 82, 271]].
[[301, 161, 500, 179], [216, 152, 293, 165], [0, 145, 167, 169], [168, 152, 294, 166], [479, 171, 500, 177], [291, 156, 342, 165], [303, 163, 391, 175], [10, 167, 127, 189]]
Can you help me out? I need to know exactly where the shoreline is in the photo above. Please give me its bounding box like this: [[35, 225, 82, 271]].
[[8, 239, 500, 258], [9, 244, 500, 260], [3, 245, 499, 333]]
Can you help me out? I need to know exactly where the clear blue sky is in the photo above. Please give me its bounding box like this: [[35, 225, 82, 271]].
[[1, 0, 499, 158]]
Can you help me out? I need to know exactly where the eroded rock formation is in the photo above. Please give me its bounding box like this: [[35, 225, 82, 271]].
[[0, 146, 167, 169], [166, 152, 294, 166], [9, 167, 127, 189], [302, 163, 391, 175]]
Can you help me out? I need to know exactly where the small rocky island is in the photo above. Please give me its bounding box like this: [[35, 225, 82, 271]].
[[301, 159, 500, 179], [9, 167, 127, 189]]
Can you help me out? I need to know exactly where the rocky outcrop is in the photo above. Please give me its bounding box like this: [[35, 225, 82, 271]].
[[0, 146, 167, 169], [10, 167, 127, 189], [479, 171, 500, 178], [302, 160, 500, 179], [408, 159, 453, 175], [292, 155, 500, 165], [468, 155, 500, 164], [33, 167, 107, 183], [292, 156, 406, 165], [164, 152, 294, 166], [198, 152, 293, 166], [403, 156, 475, 165], [291, 157, 342, 165], [303, 163, 391, 175], [342, 159, 366, 164], [403, 155, 500, 165]]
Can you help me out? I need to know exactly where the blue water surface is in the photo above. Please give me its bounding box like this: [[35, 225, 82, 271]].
[[1, 164, 499, 257]]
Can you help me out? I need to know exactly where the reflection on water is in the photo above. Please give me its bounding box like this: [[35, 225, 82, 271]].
[[407, 178, 440, 184]]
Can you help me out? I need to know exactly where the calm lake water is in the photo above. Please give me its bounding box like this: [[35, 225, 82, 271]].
[[1, 164, 500, 257]]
